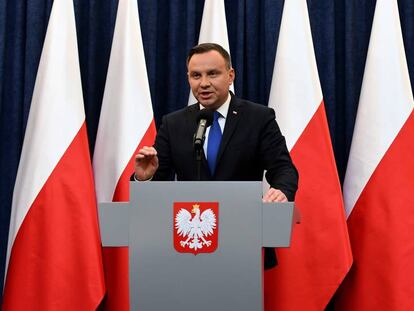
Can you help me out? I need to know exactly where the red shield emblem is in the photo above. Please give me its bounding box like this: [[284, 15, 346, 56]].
[[173, 202, 219, 255]]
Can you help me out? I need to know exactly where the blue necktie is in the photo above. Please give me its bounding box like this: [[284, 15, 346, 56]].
[[207, 111, 222, 174]]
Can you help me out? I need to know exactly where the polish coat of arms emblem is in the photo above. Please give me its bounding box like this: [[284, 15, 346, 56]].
[[173, 202, 219, 254]]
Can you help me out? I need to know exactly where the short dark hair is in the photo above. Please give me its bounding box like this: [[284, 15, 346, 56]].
[[187, 43, 232, 69]]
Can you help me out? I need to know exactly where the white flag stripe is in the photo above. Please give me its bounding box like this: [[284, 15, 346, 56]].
[[93, 0, 153, 202], [188, 0, 233, 106], [268, 0, 322, 150], [343, 0, 414, 216], [198, 0, 231, 51], [6, 0, 84, 271]]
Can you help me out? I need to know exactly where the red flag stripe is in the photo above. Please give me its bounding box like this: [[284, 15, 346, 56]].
[[335, 111, 414, 310], [265, 103, 352, 310], [3, 124, 105, 310]]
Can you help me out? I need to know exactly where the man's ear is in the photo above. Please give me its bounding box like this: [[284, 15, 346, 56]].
[[228, 68, 235, 84]]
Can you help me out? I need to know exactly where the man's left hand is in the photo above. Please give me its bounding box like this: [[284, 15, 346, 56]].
[[263, 188, 288, 203]]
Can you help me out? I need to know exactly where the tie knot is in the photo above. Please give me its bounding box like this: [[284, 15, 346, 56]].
[[213, 111, 221, 122]]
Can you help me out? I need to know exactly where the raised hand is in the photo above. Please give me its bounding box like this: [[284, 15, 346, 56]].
[[134, 146, 159, 181]]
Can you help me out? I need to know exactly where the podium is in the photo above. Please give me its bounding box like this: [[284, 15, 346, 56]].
[[99, 181, 298, 311]]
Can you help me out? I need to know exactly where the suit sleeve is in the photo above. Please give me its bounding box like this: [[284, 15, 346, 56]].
[[260, 108, 299, 201]]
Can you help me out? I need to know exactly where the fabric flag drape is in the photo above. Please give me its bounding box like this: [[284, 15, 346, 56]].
[[264, 0, 352, 310], [334, 1, 414, 310], [2, 0, 105, 309], [188, 0, 233, 106], [92, 0, 156, 309]]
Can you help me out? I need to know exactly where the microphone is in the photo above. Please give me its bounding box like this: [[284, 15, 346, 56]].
[[193, 109, 214, 151]]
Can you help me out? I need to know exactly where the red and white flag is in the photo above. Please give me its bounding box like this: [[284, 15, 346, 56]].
[[92, 0, 156, 309], [265, 0, 352, 310], [334, 1, 414, 309], [2, 0, 105, 309], [188, 0, 233, 105]]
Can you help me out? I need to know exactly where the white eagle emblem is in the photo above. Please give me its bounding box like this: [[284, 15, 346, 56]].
[[175, 204, 217, 251]]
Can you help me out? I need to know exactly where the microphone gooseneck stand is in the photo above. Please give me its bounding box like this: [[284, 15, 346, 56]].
[[195, 147, 202, 181], [193, 109, 214, 181]]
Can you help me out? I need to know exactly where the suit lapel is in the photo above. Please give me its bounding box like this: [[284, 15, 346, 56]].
[[185, 103, 200, 138], [216, 97, 242, 166]]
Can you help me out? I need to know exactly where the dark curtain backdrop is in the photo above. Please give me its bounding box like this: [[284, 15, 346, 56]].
[[1, 0, 414, 302]]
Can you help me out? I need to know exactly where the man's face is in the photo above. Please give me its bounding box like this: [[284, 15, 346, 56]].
[[187, 50, 235, 110]]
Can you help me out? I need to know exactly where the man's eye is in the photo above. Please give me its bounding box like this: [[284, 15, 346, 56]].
[[209, 72, 217, 77], [192, 73, 200, 78]]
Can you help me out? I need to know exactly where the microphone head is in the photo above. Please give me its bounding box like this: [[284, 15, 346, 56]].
[[196, 109, 214, 127]]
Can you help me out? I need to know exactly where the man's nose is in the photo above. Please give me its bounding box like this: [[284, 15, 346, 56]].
[[200, 75, 210, 88]]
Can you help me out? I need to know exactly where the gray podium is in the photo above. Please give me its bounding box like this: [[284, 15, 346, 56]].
[[99, 181, 298, 311]]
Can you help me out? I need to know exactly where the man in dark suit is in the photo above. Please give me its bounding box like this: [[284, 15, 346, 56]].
[[134, 43, 298, 268]]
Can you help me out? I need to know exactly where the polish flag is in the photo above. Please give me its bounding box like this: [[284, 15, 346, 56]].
[[2, 0, 105, 309], [334, 1, 414, 309], [188, 0, 233, 105], [92, 0, 156, 309], [265, 0, 352, 310]]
